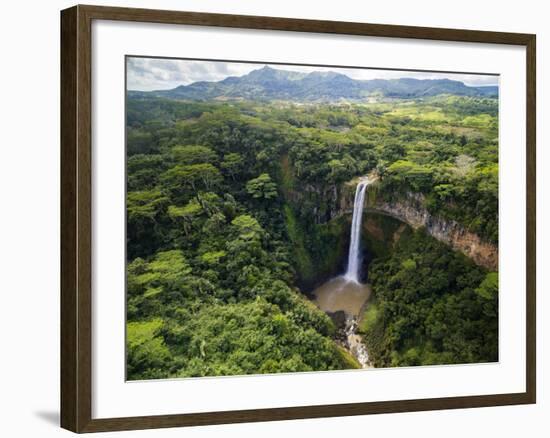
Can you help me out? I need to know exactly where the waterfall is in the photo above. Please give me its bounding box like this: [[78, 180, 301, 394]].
[[344, 179, 369, 283]]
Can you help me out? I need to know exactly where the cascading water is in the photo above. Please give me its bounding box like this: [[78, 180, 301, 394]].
[[344, 315, 370, 367], [312, 176, 373, 368], [344, 179, 369, 283]]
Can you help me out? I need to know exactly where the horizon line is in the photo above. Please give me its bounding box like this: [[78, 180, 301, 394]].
[[126, 55, 499, 92]]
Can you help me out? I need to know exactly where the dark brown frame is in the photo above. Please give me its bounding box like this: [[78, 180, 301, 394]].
[[61, 4, 536, 433]]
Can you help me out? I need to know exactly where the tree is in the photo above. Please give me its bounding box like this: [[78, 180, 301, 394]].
[[220, 153, 244, 180], [162, 163, 223, 194], [196, 192, 222, 216], [127, 189, 169, 259], [127, 129, 154, 155], [171, 145, 218, 165], [127, 319, 171, 379], [128, 249, 192, 298], [246, 173, 278, 200], [475, 272, 498, 300], [127, 189, 167, 221], [127, 154, 165, 190], [200, 250, 227, 266], [380, 143, 405, 163], [231, 214, 263, 238], [168, 199, 202, 236], [327, 159, 347, 183]]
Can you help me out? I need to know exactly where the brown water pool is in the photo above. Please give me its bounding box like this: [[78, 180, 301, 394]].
[[312, 276, 372, 316]]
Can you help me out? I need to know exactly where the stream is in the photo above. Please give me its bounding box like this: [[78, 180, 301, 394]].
[[313, 277, 372, 368]]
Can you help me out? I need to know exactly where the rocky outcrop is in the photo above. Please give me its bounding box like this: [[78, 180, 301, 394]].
[[335, 182, 498, 271], [284, 176, 498, 271], [285, 182, 342, 224], [368, 192, 498, 271]]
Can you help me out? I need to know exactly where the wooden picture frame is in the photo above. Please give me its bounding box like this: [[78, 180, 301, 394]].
[[61, 4, 536, 433]]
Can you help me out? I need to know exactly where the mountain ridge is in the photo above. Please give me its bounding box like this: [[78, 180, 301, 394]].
[[128, 65, 498, 101]]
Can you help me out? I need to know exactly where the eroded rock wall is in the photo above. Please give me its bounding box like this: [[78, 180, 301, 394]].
[[284, 177, 498, 271], [369, 192, 498, 271]]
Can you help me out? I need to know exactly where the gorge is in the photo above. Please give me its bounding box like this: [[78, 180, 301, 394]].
[[285, 176, 498, 273], [306, 175, 498, 368]]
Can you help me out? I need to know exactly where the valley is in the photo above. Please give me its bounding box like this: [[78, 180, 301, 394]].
[[125, 64, 499, 379]]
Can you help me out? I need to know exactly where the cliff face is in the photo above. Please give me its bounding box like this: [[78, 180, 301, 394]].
[[283, 174, 498, 272], [340, 187, 498, 271], [284, 182, 342, 225], [370, 193, 497, 271]]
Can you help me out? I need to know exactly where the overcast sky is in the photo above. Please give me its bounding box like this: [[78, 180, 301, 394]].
[[127, 57, 499, 91]]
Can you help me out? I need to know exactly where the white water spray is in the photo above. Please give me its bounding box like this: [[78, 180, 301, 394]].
[[344, 179, 369, 283]]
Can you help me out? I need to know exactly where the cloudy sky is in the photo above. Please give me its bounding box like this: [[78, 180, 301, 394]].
[[127, 57, 498, 91]]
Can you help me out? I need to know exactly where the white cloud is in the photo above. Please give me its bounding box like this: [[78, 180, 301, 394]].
[[127, 57, 498, 91]]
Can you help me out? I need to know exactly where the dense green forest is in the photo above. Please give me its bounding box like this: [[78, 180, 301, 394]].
[[126, 88, 499, 379], [360, 230, 498, 367]]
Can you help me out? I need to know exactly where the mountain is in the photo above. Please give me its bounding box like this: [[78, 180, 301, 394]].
[[128, 66, 498, 101]]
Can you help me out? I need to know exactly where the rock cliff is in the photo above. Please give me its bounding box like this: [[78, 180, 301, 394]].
[[369, 193, 497, 270], [342, 185, 498, 271], [283, 175, 498, 271]]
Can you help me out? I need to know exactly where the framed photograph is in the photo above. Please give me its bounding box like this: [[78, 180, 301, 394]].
[[60, 4, 536, 433]]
